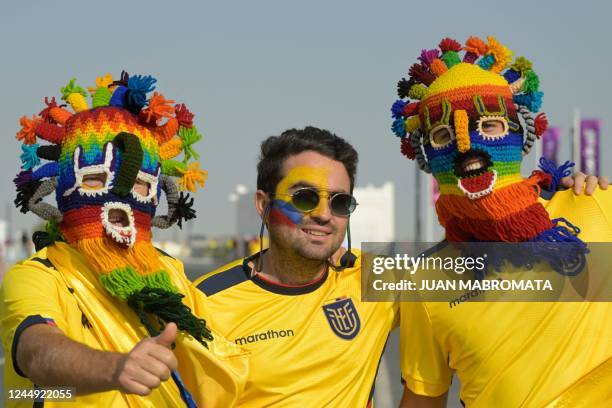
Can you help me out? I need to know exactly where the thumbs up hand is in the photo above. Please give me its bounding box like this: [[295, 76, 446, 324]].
[[153, 322, 178, 348], [114, 323, 179, 396]]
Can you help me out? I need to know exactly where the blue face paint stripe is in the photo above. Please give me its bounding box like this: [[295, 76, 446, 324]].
[[272, 199, 303, 225]]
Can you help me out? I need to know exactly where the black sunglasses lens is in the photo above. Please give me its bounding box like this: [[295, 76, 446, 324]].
[[291, 189, 320, 212], [330, 194, 357, 216]]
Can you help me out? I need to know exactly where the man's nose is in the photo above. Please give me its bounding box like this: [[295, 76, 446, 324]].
[[454, 109, 470, 153], [309, 196, 332, 222]]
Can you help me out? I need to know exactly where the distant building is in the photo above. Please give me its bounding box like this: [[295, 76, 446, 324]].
[[349, 182, 395, 246], [236, 190, 260, 236]]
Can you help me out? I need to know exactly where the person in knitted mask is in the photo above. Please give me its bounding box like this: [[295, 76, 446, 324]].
[[390, 37, 612, 407], [392, 36, 597, 243], [1, 72, 248, 407]]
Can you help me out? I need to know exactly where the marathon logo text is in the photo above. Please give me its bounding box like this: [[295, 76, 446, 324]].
[[234, 329, 295, 345]]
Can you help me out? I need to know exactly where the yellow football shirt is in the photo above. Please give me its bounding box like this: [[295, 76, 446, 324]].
[[0, 241, 249, 407], [400, 188, 612, 407], [192, 249, 398, 407]]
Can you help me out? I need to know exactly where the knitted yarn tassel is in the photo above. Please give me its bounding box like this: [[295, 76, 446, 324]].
[[537, 158, 574, 191], [100, 267, 213, 347], [527, 218, 589, 276], [468, 218, 588, 279]]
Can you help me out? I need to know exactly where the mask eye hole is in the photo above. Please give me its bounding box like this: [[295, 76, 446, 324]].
[[478, 116, 509, 139], [133, 178, 150, 197], [81, 173, 108, 190], [130, 170, 159, 204], [429, 125, 455, 149]]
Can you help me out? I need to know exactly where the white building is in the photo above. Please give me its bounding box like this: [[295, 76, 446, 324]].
[[349, 182, 395, 246]]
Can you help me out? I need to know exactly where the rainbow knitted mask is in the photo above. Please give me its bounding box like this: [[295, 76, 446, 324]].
[[15, 72, 212, 346], [389, 37, 586, 246]]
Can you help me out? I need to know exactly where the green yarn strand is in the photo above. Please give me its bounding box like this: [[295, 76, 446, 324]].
[[101, 267, 211, 347], [127, 287, 214, 347], [99, 266, 146, 301], [441, 51, 461, 69], [92, 87, 112, 108], [45, 219, 65, 242], [161, 160, 187, 177], [144, 270, 179, 293], [100, 267, 179, 301], [178, 125, 202, 163], [521, 70, 540, 93], [60, 78, 87, 100]]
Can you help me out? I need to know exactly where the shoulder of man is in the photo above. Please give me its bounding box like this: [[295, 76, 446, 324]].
[[540, 187, 612, 240], [192, 257, 250, 297], [154, 246, 184, 269], [15, 245, 56, 271]]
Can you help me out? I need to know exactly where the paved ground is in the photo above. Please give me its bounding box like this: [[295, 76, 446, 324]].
[[0, 262, 462, 406]]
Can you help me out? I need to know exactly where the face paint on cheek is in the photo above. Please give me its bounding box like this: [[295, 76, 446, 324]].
[[268, 166, 329, 227], [269, 200, 303, 227]]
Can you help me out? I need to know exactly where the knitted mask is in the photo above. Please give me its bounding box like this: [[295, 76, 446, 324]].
[[389, 36, 562, 242], [15, 72, 212, 345]]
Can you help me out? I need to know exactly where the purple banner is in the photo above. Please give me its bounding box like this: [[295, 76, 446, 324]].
[[580, 119, 601, 175], [541, 127, 561, 166]]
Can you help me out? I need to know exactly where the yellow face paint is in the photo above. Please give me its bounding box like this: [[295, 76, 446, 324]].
[[271, 166, 330, 225], [275, 166, 329, 195]]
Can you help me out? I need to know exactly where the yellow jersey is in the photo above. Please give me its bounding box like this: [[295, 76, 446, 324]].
[[192, 249, 398, 407], [0, 241, 249, 407], [400, 188, 612, 407]]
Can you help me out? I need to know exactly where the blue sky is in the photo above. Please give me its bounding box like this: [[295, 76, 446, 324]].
[[1, 0, 611, 238]]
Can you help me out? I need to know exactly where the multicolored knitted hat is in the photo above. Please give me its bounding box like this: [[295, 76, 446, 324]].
[[389, 36, 588, 255], [14, 71, 212, 346], [391, 36, 548, 177]]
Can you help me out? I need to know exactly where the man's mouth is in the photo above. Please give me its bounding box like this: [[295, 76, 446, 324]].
[[102, 202, 137, 246], [301, 227, 331, 238], [454, 150, 497, 200]]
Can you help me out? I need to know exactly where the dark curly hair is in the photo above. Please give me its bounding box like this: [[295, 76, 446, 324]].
[[257, 126, 358, 194]]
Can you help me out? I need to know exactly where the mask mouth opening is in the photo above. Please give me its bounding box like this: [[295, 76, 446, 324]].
[[108, 208, 129, 227], [101, 202, 137, 247], [454, 149, 497, 200], [454, 149, 493, 178]]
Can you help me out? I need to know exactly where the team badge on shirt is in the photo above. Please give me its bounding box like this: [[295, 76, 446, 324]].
[[322, 296, 361, 340]]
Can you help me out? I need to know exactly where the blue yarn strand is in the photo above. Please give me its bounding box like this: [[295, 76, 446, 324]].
[[477, 54, 495, 70], [465, 218, 588, 279], [125, 75, 158, 112], [391, 117, 406, 137], [512, 91, 544, 112], [391, 100, 407, 119], [20, 144, 40, 170], [503, 69, 521, 83], [32, 162, 59, 181], [109, 86, 128, 107], [538, 157, 574, 191]]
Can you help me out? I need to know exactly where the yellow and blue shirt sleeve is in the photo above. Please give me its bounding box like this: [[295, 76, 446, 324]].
[[0, 255, 71, 379]]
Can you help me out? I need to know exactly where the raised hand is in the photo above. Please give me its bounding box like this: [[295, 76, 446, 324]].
[[560, 172, 609, 195], [114, 323, 178, 396]]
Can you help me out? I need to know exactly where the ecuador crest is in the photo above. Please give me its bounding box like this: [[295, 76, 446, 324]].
[[322, 297, 361, 340]]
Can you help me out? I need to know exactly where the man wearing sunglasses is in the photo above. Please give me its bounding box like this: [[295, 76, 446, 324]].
[[192, 126, 398, 406]]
